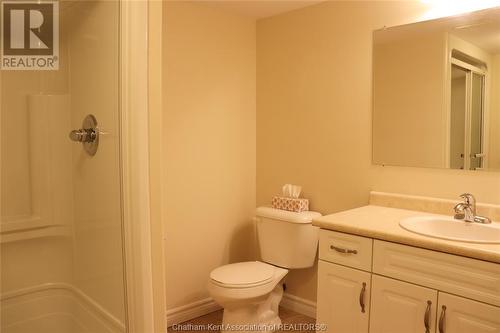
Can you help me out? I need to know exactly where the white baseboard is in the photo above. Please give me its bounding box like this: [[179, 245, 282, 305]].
[[166, 297, 221, 327], [280, 293, 317, 319]]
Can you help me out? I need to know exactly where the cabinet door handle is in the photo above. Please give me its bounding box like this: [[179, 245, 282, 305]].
[[330, 245, 357, 254], [438, 305, 446, 333], [424, 300, 432, 333], [359, 282, 366, 313]]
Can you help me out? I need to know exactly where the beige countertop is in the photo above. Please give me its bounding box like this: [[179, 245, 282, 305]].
[[313, 205, 500, 264]]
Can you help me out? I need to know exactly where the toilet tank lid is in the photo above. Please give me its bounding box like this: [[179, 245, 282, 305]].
[[256, 207, 321, 224]]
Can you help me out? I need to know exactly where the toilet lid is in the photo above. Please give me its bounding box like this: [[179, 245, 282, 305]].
[[210, 261, 275, 288]]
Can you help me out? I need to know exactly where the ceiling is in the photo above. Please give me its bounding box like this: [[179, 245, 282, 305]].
[[452, 18, 500, 54], [375, 6, 500, 55], [198, 0, 325, 19]]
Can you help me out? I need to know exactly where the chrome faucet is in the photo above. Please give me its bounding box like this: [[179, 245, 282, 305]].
[[453, 193, 491, 224]]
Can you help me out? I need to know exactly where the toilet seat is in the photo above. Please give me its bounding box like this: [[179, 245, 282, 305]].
[[210, 261, 276, 289]]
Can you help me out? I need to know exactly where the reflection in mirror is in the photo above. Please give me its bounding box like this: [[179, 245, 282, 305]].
[[450, 65, 467, 169], [373, 7, 500, 171], [450, 59, 486, 170]]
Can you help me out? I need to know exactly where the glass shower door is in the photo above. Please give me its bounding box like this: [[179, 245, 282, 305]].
[[1, 1, 127, 332], [449, 62, 486, 170], [450, 64, 467, 170], [469, 72, 485, 170]]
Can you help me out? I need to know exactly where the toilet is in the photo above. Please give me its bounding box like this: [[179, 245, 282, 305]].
[[208, 207, 321, 332]]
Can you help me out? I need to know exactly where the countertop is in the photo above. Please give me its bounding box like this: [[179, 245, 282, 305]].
[[313, 205, 500, 264]]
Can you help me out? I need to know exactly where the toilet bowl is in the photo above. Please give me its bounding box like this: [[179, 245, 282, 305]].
[[208, 207, 321, 333], [208, 261, 288, 333]]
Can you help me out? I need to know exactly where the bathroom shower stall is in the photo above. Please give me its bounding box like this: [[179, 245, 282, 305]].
[[1, 1, 158, 332], [449, 55, 487, 170]]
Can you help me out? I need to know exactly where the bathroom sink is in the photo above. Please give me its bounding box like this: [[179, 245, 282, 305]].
[[399, 216, 500, 244]]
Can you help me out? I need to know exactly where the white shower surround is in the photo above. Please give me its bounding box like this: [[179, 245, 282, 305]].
[[0, 1, 159, 332], [2, 283, 125, 333]]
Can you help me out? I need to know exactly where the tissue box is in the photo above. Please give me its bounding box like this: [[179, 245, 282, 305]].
[[272, 196, 309, 212]]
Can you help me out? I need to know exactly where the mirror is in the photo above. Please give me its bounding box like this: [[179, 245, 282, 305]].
[[373, 7, 500, 171]]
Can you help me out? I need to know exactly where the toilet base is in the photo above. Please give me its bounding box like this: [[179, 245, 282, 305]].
[[221, 283, 284, 333]]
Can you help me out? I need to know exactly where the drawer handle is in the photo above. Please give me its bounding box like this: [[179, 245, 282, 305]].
[[359, 282, 366, 313], [330, 245, 358, 254], [438, 305, 446, 333], [424, 300, 432, 333]]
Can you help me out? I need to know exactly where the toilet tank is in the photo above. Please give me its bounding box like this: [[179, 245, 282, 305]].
[[255, 207, 321, 269]]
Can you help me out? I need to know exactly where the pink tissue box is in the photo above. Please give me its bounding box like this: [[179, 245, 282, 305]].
[[272, 196, 309, 213]]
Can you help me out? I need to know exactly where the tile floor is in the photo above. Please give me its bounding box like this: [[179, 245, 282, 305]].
[[168, 307, 316, 333]]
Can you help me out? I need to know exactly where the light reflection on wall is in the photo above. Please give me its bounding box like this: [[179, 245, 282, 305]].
[[421, 0, 500, 20]]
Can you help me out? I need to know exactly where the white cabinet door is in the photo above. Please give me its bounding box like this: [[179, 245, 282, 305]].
[[437, 293, 500, 333], [370, 274, 438, 333], [317, 260, 371, 333]]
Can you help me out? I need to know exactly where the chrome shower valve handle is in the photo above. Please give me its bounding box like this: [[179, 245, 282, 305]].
[[69, 114, 99, 156], [69, 128, 97, 143]]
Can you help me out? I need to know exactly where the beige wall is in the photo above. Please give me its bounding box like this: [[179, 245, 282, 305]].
[[257, 0, 500, 303], [163, 2, 256, 310]]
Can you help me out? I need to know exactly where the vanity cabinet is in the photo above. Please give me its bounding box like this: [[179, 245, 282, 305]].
[[317, 229, 500, 333], [317, 261, 371, 333], [370, 275, 437, 333], [437, 293, 500, 333]]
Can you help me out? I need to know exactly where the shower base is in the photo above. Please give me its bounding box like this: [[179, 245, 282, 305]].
[[1, 283, 125, 333]]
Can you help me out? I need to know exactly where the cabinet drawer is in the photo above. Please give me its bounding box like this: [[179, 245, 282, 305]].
[[319, 230, 373, 271], [373, 240, 500, 307]]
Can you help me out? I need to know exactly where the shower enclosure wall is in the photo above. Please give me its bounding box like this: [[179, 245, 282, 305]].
[[1, 1, 134, 332]]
